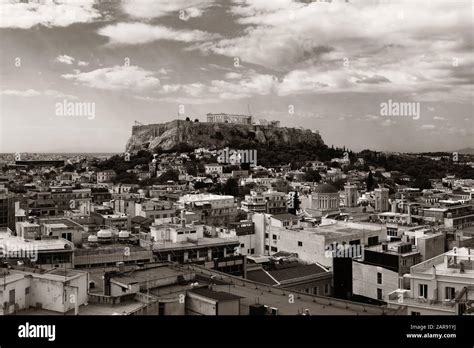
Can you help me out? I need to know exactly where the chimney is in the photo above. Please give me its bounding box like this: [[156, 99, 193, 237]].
[[181, 209, 186, 227], [117, 261, 125, 273]]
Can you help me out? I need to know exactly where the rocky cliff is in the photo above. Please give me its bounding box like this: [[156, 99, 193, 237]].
[[125, 119, 325, 153]]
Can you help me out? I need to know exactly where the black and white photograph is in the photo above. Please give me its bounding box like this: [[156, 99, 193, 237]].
[[0, 0, 473, 346]]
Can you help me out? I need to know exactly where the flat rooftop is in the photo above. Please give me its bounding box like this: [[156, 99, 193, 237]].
[[298, 221, 382, 239], [189, 288, 243, 302], [111, 265, 188, 285], [183, 266, 392, 315], [1, 268, 85, 284], [16, 222, 40, 227], [37, 218, 83, 228], [74, 243, 147, 256], [0, 232, 73, 251], [366, 242, 420, 256], [153, 237, 239, 252], [412, 248, 474, 279], [179, 194, 234, 202], [44, 223, 68, 229]]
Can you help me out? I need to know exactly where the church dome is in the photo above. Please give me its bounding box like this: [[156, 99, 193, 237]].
[[314, 183, 338, 194]]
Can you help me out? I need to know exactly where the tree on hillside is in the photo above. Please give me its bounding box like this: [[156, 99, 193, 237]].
[[303, 170, 321, 183], [366, 171, 375, 191], [221, 178, 239, 197], [288, 191, 301, 215], [157, 169, 180, 183]]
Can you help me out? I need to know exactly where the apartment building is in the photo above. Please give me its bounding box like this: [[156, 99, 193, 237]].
[[252, 214, 386, 268], [0, 268, 88, 315], [0, 187, 15, 232], [387, 247, 474, 315], [178, 194, 237, 226]]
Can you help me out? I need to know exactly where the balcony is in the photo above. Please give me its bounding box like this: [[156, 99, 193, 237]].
[[387, 289, 456, 313]]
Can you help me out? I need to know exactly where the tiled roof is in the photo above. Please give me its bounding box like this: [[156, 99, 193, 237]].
[[189, 288, 243, 301]]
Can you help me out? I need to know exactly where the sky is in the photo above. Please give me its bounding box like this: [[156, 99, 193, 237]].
[[0, 0, 473, 154]]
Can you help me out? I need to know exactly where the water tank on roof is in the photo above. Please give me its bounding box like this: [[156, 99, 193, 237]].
[[97, 229, 113, 239], [118, 231, 130, 239]]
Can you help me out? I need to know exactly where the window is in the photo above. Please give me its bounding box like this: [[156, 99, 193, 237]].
[[445, 287, 456, 300], [377, 272, 382, 285], [387, 228, 397, 237], [250, 248, 255, 254], [314, 286, 319, 295], [271, 246, 278, 252], [240, 243, 245, 248], [377, 288, 383, 300], [324, 284, 329, 294], [419, 284, 428, 299], [411, 311, 421, 316], [25, 287, 30, 295], [265, 233, 269, 239], [9, 289, 15, 305], [265, 245, 269, 251], [368, 236, 379, 246], [272, 235, 277, 240], [298, 241, 303, 247], [159, 302, 165, 316]]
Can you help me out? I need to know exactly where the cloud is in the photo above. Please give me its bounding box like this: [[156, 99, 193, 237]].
[[56, 55, 75, 65], [62, 65, 160, 91], [0, 0, 101, 29], [135, 71, 278, 102], [154, 97, 220, 105], [433, 116, 446, 121], [421, 124, 436, 130], [209, 73, 278, 99], [158, 68, 172, 75], [225, 72, 243, 79], [121, 0, 215, 19], [356, 75, 391, 84], [381, 119, 396, 127], [0, 89, 77, 99], [56, 55, 90, 67], [191, 0, 473, 102], [98, 22, 221, 45], [0, 89, 41, 97]]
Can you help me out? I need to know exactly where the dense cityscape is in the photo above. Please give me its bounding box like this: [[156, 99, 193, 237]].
[[1, 0, 473, 346], [1, 113, 473, 317]]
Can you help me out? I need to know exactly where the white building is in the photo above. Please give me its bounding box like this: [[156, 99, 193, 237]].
[[252, 214, 386, 268], [178, 194, 237, 226], [205, 163, 223, 175], [0, 268, 88, 315], [387, 248, 474, 315]]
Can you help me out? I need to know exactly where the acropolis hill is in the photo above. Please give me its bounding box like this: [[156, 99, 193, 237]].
[[125, 116, 325, 153]]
